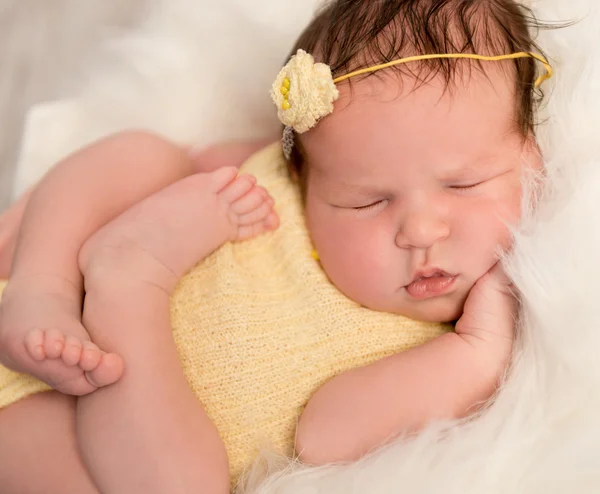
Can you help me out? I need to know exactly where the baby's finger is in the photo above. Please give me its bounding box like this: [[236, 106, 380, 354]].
[[485, 262, 516, 295]]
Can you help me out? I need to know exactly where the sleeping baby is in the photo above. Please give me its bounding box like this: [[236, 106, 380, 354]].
[[0, 0, 550, 492]]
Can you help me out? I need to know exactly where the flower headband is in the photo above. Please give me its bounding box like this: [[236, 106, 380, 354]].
[[271, 49, 553, 159]]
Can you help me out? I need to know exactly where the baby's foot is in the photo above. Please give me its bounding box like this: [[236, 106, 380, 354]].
[[79, 167, 278, 293], [0, 275, 124, 395]]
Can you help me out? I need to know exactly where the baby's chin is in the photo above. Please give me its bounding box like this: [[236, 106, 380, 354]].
[[404, 302, 464, 324], [363, 294, 466, 323]]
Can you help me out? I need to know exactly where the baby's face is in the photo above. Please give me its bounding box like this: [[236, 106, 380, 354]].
[[302, 70, 540, 322]]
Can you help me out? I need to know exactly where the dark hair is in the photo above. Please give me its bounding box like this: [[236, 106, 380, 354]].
[[286, 0, 555, 179]]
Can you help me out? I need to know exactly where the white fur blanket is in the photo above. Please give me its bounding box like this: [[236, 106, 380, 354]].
[[13, 0, 600, 492]]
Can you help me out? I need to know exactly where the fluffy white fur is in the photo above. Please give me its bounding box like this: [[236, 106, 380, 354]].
[[11, 0, 600, 492]]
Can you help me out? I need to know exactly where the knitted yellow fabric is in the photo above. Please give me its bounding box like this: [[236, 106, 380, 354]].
[[0, 143, 451, 486]]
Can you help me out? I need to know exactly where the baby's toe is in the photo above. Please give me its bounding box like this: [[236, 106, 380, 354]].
[[230, 186, 269, 215], [24, 328, 45, 361], [219, 174, 256, 204], [79, 341, 103, 372], [85, 353, 124, 388], [236, 198, 275, 226], [236, 223, 266, 241], [207, 166, 239, 193], [264, 211, 280, 230], [61, 336, 84, 367], [43, 329, 66, 359]]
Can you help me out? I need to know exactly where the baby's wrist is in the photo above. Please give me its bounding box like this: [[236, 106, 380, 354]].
[[461, 333, 513, 391]]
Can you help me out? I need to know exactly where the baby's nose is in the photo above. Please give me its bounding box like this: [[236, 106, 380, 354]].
[[395, 212, 450, 250]]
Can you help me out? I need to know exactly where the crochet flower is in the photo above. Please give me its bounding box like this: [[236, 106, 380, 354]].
[[271, 50, 340, 134]]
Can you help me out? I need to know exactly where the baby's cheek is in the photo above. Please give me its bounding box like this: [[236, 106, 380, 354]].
[[324, 233, 369, 277], [497, 178, 524, 222], [320, 230, 384, 298], [486, 216, 514, 255], [457, 202, 511, 255]]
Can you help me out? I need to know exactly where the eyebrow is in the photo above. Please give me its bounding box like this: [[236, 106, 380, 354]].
[[318, 175, 388, 197], [442, 163, 483, 179], [441, 153, 506, 178]]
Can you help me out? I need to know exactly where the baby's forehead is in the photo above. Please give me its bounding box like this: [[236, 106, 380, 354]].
[[286, 1, 544, 183], [302, 70, 519, 174], [328, 67, 517, 134], [334, 60, 517, 102]]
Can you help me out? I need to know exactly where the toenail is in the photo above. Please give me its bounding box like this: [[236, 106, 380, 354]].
[[85, 372, 100, 388]]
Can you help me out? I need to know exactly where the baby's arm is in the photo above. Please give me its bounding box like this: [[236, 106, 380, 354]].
[[296, 264, 515, 464], [190, 137, 277, 172]]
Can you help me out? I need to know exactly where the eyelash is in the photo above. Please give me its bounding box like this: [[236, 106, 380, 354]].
[[353, 200, 385, 211], [343, 181, 484, 210], [450, 181, 484, 191]]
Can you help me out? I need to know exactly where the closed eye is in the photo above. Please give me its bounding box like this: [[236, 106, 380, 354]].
[[449, 181, 485, 191], [352, 199, 387, 211]]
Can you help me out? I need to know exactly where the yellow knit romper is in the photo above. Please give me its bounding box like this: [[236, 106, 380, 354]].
[[0, 143, 451, 486]]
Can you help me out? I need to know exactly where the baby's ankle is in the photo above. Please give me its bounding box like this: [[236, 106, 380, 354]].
[[5, 272, 82, 303], [80, 239, 178, 296]]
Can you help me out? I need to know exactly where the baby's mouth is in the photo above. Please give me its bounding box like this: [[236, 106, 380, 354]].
[[405, 271, 457, 300]]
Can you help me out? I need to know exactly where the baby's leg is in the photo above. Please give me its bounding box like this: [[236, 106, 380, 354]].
[[78, 284, 230, 494], [0, 189, 31, 279], [0, 277, 124, 396], [75, 168, 276, 492], [0, 169, 274, 494], [0, 392, 99, 494], [79, 166, 278, 289], [0, 132, 198, 395]]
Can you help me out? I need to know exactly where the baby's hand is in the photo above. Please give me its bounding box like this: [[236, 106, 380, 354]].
[[455, 263, 517, 373]]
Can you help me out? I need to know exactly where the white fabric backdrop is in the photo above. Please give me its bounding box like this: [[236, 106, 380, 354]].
[[0, 0, 148, 211], [12, 0, 322, 199]]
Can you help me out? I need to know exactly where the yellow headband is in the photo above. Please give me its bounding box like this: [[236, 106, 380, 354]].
[[271, 50, 553, 157], [333, 51, 553, 87]]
